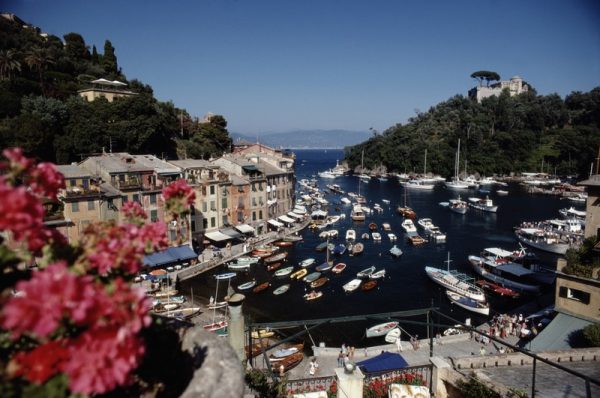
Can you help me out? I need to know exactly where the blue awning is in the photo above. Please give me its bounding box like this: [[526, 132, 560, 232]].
[[166, 245, 197, 262], [143, 245, 197, 268], [356, 351, 408, 373]]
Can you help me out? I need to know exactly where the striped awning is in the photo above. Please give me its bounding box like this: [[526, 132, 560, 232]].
[[204, 231, 233, 242], [234, 224, 255, 234], [268, 219, 284, 228]]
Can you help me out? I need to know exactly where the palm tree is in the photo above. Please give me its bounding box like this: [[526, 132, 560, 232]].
[[24, 46, 55, 95], [0, 49, 21, 81]]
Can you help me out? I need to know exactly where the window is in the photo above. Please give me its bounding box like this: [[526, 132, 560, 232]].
[[251, 183, 256, 192], [72, 202, 79, 212], [222, 215, 228, 225], [259, 210, 263, 219], [169, 230, 177, 241], [82, 179, 89, 189], [222, 198, 228, 208], [87, 200, 95, 211], [210, 217, 216, 227], [202, 202, 207, 212], [238, 186, 244, 193], [252, 211, 256, 221], [190, 206, 196, 215], [252, 198, 257, 207], [210, 185, 215, 195], [203, 219, 208, 229], [259, 183, 263, 191], [122, 196, 128, 203], [237, 211, 244, 222], [70, 179, 77, 187], [210, 201, 216, 211], [133, 194, 140, 203], [559, 286, 591, 304], [150, 210, 158, 222], [149, 193, 157, 204]]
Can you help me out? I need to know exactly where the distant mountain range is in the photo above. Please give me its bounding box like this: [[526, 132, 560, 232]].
[[230, 129, 371, 149]]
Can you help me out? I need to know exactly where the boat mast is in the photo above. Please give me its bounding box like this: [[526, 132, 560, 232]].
[[424, 149, 427, 176], [444, 252, 452, 272]]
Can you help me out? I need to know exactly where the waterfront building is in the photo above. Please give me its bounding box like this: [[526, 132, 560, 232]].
[[578, 173, 600, 239], [78, 78, 137, 102], [468, 75, 529, 102]]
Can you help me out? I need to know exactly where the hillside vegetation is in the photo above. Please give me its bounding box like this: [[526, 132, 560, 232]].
[[344, 88, 600, 178], [0, 16, 231, 163]]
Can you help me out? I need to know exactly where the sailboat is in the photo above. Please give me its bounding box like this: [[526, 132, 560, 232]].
[[204, 277, 228, 333], [397, 184, 416, 219], [445, 139, 470, 190], [425, 252, 486, 302], [418, 149, 438, 184], [356, 150, 367, 203]]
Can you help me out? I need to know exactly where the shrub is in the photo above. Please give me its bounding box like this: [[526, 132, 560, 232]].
[[583, 323, 600, 347]]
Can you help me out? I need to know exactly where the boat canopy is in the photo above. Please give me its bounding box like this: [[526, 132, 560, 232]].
[[356, 352, 408, 373], [234, 224, 255, 234], [496, 263, 535, 276], [278, 215, 296, 224], [204, 230, 234, 242], [143, 245, 197, 268], [311, 210, 327, 218], [484, 248, 514, 257], [520, 228, 542, 235], [287, 212, 303, 220], [268, 219, 284, 227], [220, 228, 243, 239]]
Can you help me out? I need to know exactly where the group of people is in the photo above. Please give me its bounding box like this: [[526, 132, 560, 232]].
[[337, 343, 355, 367]]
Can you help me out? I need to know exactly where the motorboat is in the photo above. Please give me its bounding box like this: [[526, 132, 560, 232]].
[[446, 290, 490, 316], [303, 272, 322, 283], [343, 279, 362, 292], [346, 229, 356, 241], [497, 190, 508, 196], [397, 206, 416, 219], [299, 258, 316, 268], [269, 343, 305, 361], [362, 280, 377, 291], [515, 228, 574, 254], [165, 307, 202, 320], [341, 197, 351, 205], [315, 262, 333, 272], [417, 218, 435, 230], [357, 266, 376, 278], [274, 266, 294, 277], [361, 232, 370, 240], [468, 196, 498, 212], [351, 242, 364, 255], [401, 219, 417, 234], [252, 329, 275, 339], [448, 197, 468, 214], [264, 252, 288, 264], [310, 277, 329, 288], [232, 256, 260, 265], [303, 290, 323, 301], [273, 284, 290, 295], [427, 226, 446, 242], [333, 244, 347, 255], [267, 262, 281, 272], [315, 242, 328, 252], [475, 280, 519, 298], [366, 321, 399, 338], [237, 280, 256, 290], [368, 222, 378, 231], [382, 223, 391, 231], [385, 328, 401, 344], [372, 232, 382, 241], [388, 233, 397, 241], [331, 263, 347, 274], [370, 269, 386, 279], [425, 253, 485, 302], [559, 207, 586, 222], [228, 262, 251, 271], [351, 205, 366, 221], [402, 179, 434, 190], [252, 282, 270, 293], [409, 235, 427, 245], [390, 245, 403, 257], [318, 170, 336, 179]]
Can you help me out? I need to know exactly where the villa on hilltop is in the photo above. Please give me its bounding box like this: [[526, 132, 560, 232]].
[[469, 75, 529, 102]]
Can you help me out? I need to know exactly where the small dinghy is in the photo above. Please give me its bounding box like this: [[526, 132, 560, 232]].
[[331, 262, 347, 274], [357, 266, 376, 278], [303, 290, 323, 301], [315, 262, 333, 272], [273, 284, 290, 295], [362, 280, 377, 291], [274, 266, 294, 277], [252, 282, 270, 293], [303, 272, 322, 283], [310, 277, 329, 288], [446, 290, 490, 316], [370, 269, 386, 279], [390, 245, 403, 257], [343, 278, 362, 292], [237, 280, 256, 290], [366, 321, 399, 337], [385, 327, 401, 344], [299, 258, 316, 268]]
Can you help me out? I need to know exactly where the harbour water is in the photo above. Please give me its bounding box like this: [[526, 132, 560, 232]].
[[182, 149, 577, 347]]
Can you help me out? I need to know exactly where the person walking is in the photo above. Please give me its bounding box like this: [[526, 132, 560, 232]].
[[337, 350, 344, 367], [309, 357, 319, 376]]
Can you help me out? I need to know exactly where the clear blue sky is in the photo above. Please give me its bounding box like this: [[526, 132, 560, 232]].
[[6, 0, 600, 134]]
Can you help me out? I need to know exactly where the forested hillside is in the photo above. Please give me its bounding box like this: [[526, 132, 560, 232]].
[[344, 88, 600, 178], [0, 15, 231, 163]]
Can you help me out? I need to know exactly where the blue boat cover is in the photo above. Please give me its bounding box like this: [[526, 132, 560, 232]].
[[356, 351, 408, 373], [143, 245, 197, 268]]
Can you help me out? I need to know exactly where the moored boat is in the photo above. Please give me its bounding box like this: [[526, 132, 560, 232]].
[[299, 258, 316, 268], [331, 262, 347, 274], [448, 197, 468, 214], [351, 205, 366, 221], [273, 284, 291, 295], [267, 262, 281, 272], [252, 282, 270, 293], [409, 235, 427, 245], [269, 343, 305, 361], [446, 290, 490, 316], [390, 245, 403, 257], [315, 242, 328, 252], [237, 280, 256, 290], [515, 228, 574, 255], [274, 266, 294, 277], [315, 262, 333, 272], [362, 280, 377, 291], [372, 232, 382, 241], [273, 352, 304, 373], [346, 229, 356, 241], [303, 272, 322, 283], [303, 290, 323, 301], [310, 277, 329, 288], [228, 262, 251, 271], [425, 254, 486, 302], [352, 242, 364, 255], [369, 222, 378, 231], [264, 252, 288, 264], [366, 321, 399, 337], [215, 272, 236, 280], [357, 266, 376, 278], [467, 196, 498, 212], [370, 269, 386, 279], [290, 268, 308, 280], [165, 307, 202, 320], [401, 219, 417, 234], [204, 320, 228, 332], [251, 329, 275, 339], [343, 278, 362, 292]]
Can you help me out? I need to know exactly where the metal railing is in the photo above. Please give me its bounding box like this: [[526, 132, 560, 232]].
[[364, 364, 431, 388], [286, 375, 336, 396]]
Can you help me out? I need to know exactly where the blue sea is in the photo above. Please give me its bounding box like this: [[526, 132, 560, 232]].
[[183, 149, 573, 346]]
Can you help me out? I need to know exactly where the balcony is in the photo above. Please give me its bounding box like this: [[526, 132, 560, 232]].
[[61, 186, 102, 198], [116, 179, 142, 190]]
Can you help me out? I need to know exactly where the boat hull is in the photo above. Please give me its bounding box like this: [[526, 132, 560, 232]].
[[366, 321, 399, 337], [446, 291, 490, 316]]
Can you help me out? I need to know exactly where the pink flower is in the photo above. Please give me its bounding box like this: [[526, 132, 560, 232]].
[[2, 147, 34, 173], [28, 162, 65, 199], [1, 262, 99, 338], [0, 179, 46, 250], [122, 201, 147, 224], [163, 179, 195, 218], [63, 328, 145, 395]]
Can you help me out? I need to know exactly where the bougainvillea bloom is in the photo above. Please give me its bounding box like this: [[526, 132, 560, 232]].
[[28, 162, 65, 199], [12, 340, 69, 384], [0, 179, 45, 249], [2, 147, 33, 173], [162, 178, 195, 218], [122, 200, 147, 224]]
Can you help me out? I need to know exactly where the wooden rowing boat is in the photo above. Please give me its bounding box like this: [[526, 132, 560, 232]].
[[290, 268, 308, 280], [272, 352, 304, 373], [362, 280, 377, 291], [267, 262, 281, 271], [331, 262, 347, 274], [252, 282, 270, 293], [310, 277, 329, 288]]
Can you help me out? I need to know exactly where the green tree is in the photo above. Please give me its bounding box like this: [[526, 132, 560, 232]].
[[63, 32, 90, 61], [24, 46, 55, 96], [470, 70, 501, 87], [0, 49, 21, 81], [102, 39, 118, 76], [91, 45, 99, 64]]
